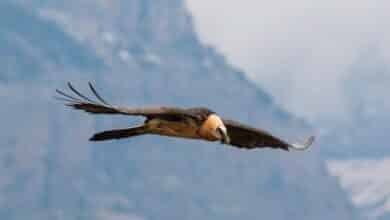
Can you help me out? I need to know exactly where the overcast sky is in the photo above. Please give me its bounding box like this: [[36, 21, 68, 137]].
[[186, 0, 390, 128]]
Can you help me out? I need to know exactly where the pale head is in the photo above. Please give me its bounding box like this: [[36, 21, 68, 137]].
[[199, 114, 230, 144]]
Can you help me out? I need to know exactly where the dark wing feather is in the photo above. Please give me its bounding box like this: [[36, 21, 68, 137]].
[[223, 119, 292, 150], [56, 82, 207, 120]]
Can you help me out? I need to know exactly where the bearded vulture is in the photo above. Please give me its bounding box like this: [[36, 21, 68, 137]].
[[56, 82, 314, 151]]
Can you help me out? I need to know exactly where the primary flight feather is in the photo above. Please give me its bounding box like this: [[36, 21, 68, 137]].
[[56, 82, 314, 151]]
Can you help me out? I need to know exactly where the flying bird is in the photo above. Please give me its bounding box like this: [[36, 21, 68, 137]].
[[55, 82, 314, 151]]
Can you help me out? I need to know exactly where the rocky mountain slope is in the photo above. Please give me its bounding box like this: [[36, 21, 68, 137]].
[[328, 159, 390, 220], [0, 1, 358, 219]]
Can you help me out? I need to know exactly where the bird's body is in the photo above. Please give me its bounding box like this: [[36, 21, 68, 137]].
[[147, 117, 201, 139], [56, 83, 314, 151], [146, 113, 215, 140]]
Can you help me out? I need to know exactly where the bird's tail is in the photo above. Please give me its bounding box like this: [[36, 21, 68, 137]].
[[90, 125, 149, 141]]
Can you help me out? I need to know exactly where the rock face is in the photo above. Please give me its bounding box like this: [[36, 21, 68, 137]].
[[0, 1, 358, 220], [321, 47, 390, 158], [328, 159, 390, 220]]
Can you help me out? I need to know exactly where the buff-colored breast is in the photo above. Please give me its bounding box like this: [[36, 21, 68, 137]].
[[147, 118, 201, 139]]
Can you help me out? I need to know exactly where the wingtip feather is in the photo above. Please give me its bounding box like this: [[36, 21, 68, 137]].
[[289, 135, 315, 151]]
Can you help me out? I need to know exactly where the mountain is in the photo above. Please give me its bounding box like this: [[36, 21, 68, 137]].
[[316, 47, 390, 220], [0, 1, 102, 82], [0, 1, 358, 219], [175, 1, 390, 219], [319, 46, 390, 159], [328, 159, 390, 220]]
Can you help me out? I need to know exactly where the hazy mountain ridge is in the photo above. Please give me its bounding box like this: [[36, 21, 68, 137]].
[[1, 1, 359, 219], [321, 47, 390, 159], [0, 1, 103, 82], [328, 159, 390, 220]]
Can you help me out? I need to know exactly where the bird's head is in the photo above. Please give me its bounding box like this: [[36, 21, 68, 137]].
[[200, 114, 230, 144]]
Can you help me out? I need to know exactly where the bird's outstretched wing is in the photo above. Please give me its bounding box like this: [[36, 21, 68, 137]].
[[223, 119, 314, 151], [55, 82, 202, 119]]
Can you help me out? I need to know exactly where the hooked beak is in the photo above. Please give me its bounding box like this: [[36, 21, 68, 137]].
[[217, 126, 230, 144]]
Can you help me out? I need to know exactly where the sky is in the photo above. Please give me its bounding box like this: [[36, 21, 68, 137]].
[[186, 0, 390, 128]]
